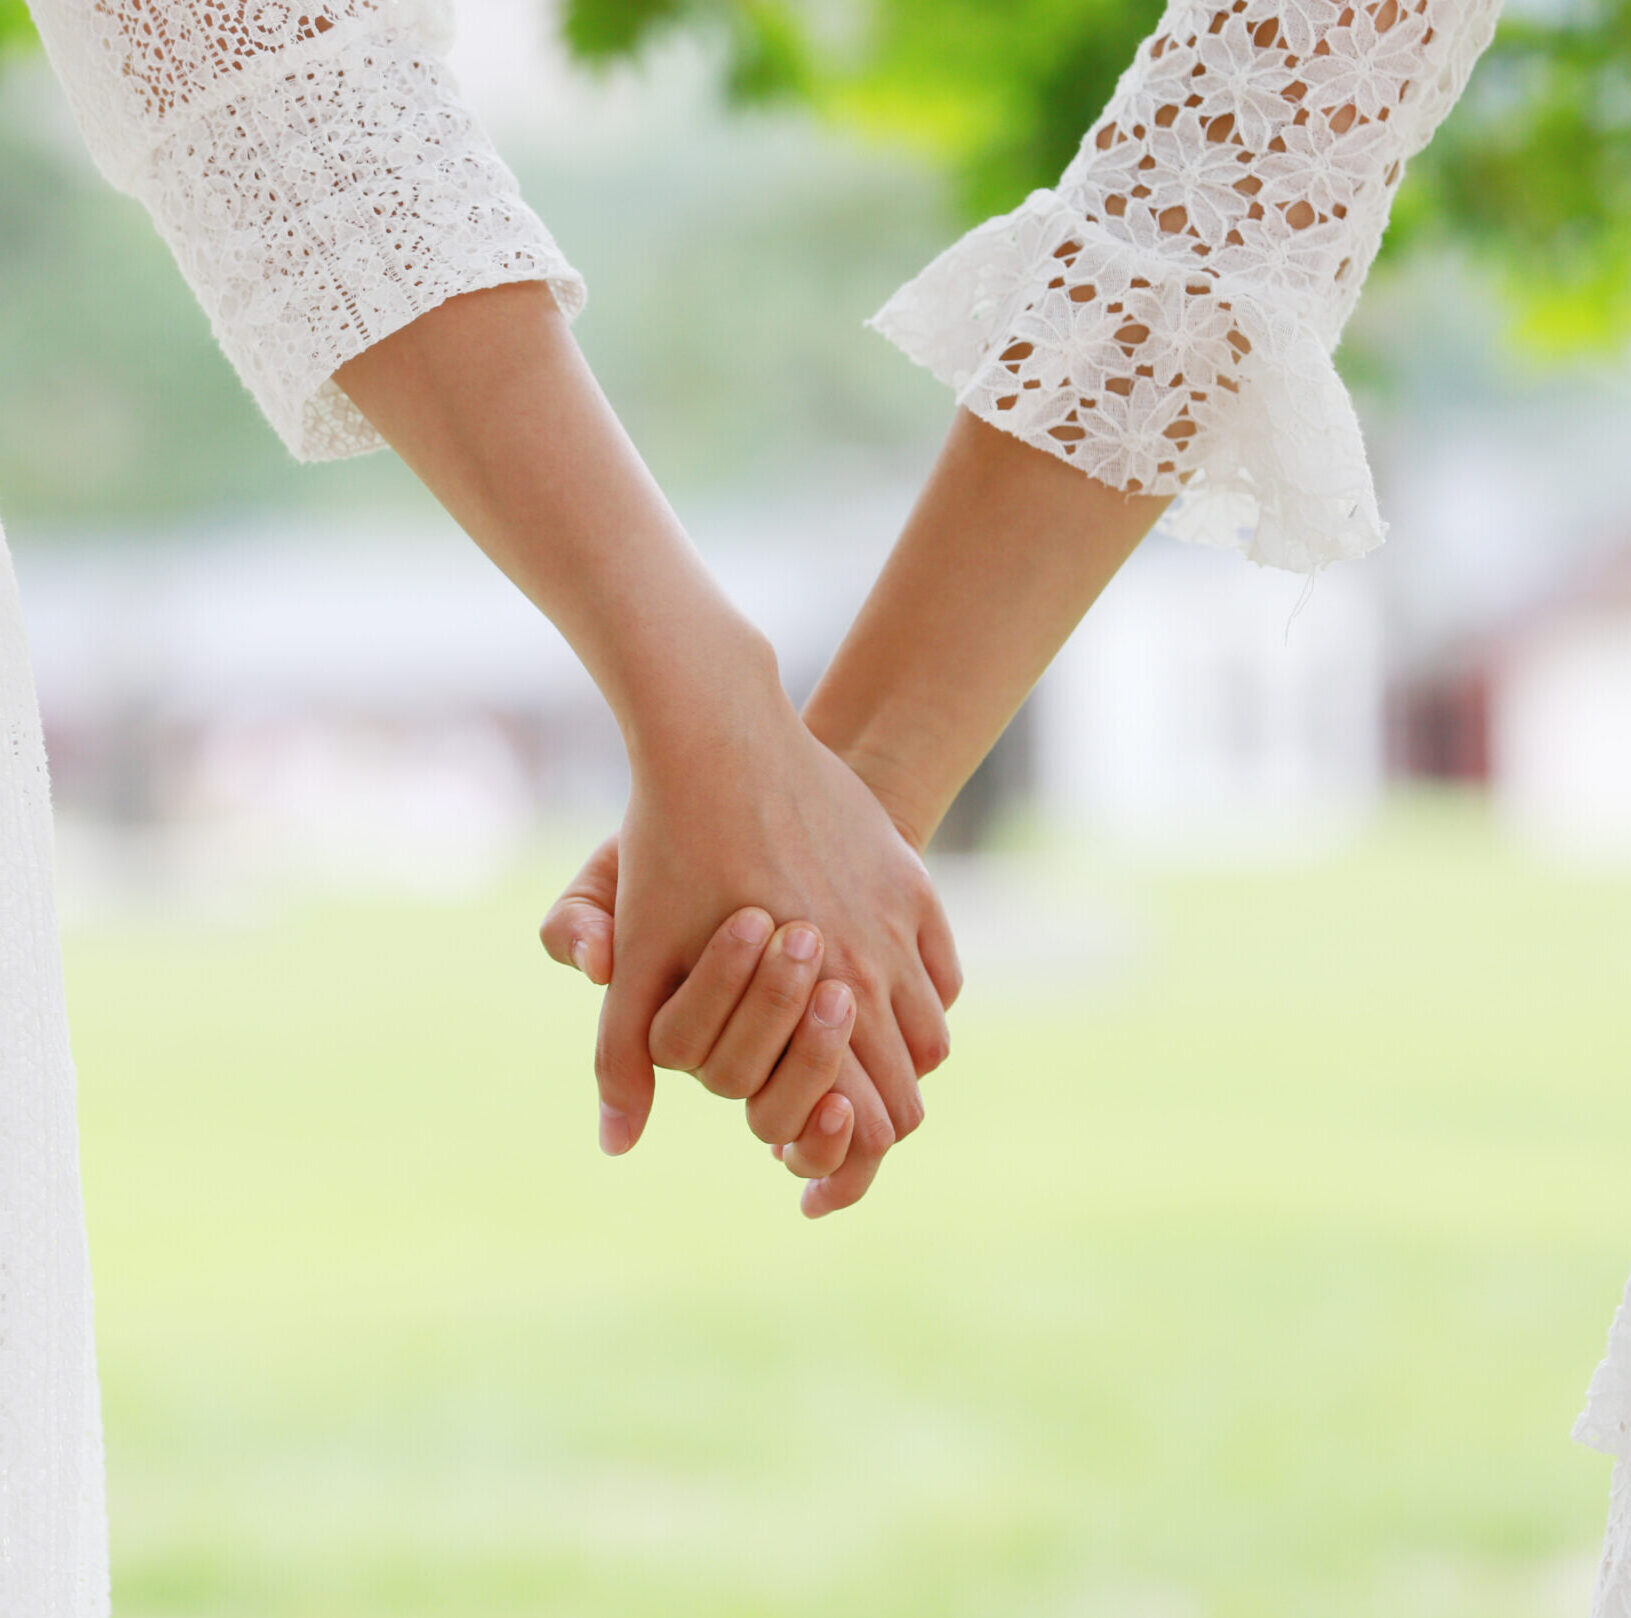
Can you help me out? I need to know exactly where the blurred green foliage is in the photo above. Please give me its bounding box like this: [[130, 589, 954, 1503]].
[[6, 1, 1631, 346], [0, 104, 422, 521], [562, 0, 1631, 353], [3, 1, 1626, 521], [0, 68, 951, 522], [0, 0, 34, 52], [1407, 5, 1631, 352]]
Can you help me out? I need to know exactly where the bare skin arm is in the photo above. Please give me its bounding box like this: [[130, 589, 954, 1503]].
[[547, 0, 1498, 1208], [544, 407, 1169, 1214], [804, 408, 1169, 850], [335, 282, 958, 1195]]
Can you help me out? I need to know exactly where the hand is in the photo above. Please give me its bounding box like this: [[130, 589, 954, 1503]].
[[544, 832, 955, 1214], [543, 695, 961, 1214]]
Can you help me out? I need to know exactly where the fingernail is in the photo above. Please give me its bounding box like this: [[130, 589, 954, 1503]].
[[784, 926, 819, 963], [818, 1096, 849, 1135], [732, 909, 773, 946], [812, 981, 851, 1027], [570, 937, 589, 974], [599, 1104, 633, 1156]]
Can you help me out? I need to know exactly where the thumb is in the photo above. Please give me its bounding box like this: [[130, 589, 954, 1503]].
[[540, 835, 619, 986], [593, 962, 662, 1157]]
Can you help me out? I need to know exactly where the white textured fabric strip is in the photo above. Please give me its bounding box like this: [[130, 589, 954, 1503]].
[[3, 3, 591, 1608], [1579, 1279, 1631, 1616], [24, 0, 586, 461], [0, 522, 109, 1618], [871, 0, 1503, 572], [1579, 1279, 1631, 1462]]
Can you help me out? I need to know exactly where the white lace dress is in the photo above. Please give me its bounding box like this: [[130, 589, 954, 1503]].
[[2, 0, 1625, 1612], [877, 0, 1631, 1606], [2, 2, 583, 1612], [872, 0, 1502, 574]]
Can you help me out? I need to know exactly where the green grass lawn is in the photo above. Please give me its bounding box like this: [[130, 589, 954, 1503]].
[[66, 794, 1631, 1618]]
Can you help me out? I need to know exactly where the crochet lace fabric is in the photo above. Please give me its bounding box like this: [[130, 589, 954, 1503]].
[[871, 0, 1503, 572], [0, 527, 109, 1618], [25, 0, 586, 461]]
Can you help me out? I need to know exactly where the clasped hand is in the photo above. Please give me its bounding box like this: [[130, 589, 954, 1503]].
[[541, 695, 959, 1217]]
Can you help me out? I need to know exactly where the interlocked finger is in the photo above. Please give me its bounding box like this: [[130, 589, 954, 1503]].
[[894, 971, 952, 1079], [780, 1090, 853, 1180], [745, 977, 855, 1146], [694, 923, 825, 1100], [648, 907, 774, 1074], [850, 1002, 926, 1143], [799, 1051, 896, 1219]]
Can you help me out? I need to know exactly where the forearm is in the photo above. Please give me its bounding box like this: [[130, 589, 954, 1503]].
[[803, 409, 1167, 850], [869, 2, 1501, 575], [333, 281, 787, 764]]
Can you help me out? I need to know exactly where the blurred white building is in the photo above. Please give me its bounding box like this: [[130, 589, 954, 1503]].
[[17, 525, 617, 896], [18, 507, 1399, 897], [10, 501, 909, 897], [1033, 541, 1386, 859], [1492, 551, 1631, 865]]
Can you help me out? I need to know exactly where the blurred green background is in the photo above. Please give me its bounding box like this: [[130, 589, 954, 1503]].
[[6, 0, 1631, 522], [2, 0, 1630, 1613], [69, 795, 1625, 1618]]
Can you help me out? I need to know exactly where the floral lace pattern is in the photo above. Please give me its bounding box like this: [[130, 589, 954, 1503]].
[[871, 0, 1504, 571], [26, 1, 585, 459]]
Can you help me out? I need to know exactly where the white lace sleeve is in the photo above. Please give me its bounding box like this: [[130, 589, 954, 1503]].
[[22, 0, 586, 461], [870, 0, 1503, 572]]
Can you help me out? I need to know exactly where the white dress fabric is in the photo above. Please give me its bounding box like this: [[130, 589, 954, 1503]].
[[4, 2, 585, 1611], [1578, 1281, 1631, 1616], [0, 524, 108, 1615], [871, 0, 1504, 573], [24, 0, 585, 463]]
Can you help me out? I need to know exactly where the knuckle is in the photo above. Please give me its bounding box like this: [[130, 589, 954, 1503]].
[[854, 1110, 897, 1159], [792, 1019, 843, 1072], [793, 1150, 835, 1182], [649, 1027, 704, 1074], [758, 976, 808, 1018], [745, 1099, 795, 1147], [696, 1060, 758, 1103], [916, 1032, 952, 1076]]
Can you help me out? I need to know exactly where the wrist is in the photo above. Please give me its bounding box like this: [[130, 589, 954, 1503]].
[[622, 618, 798, 779], [802, 701, 949, 856]]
